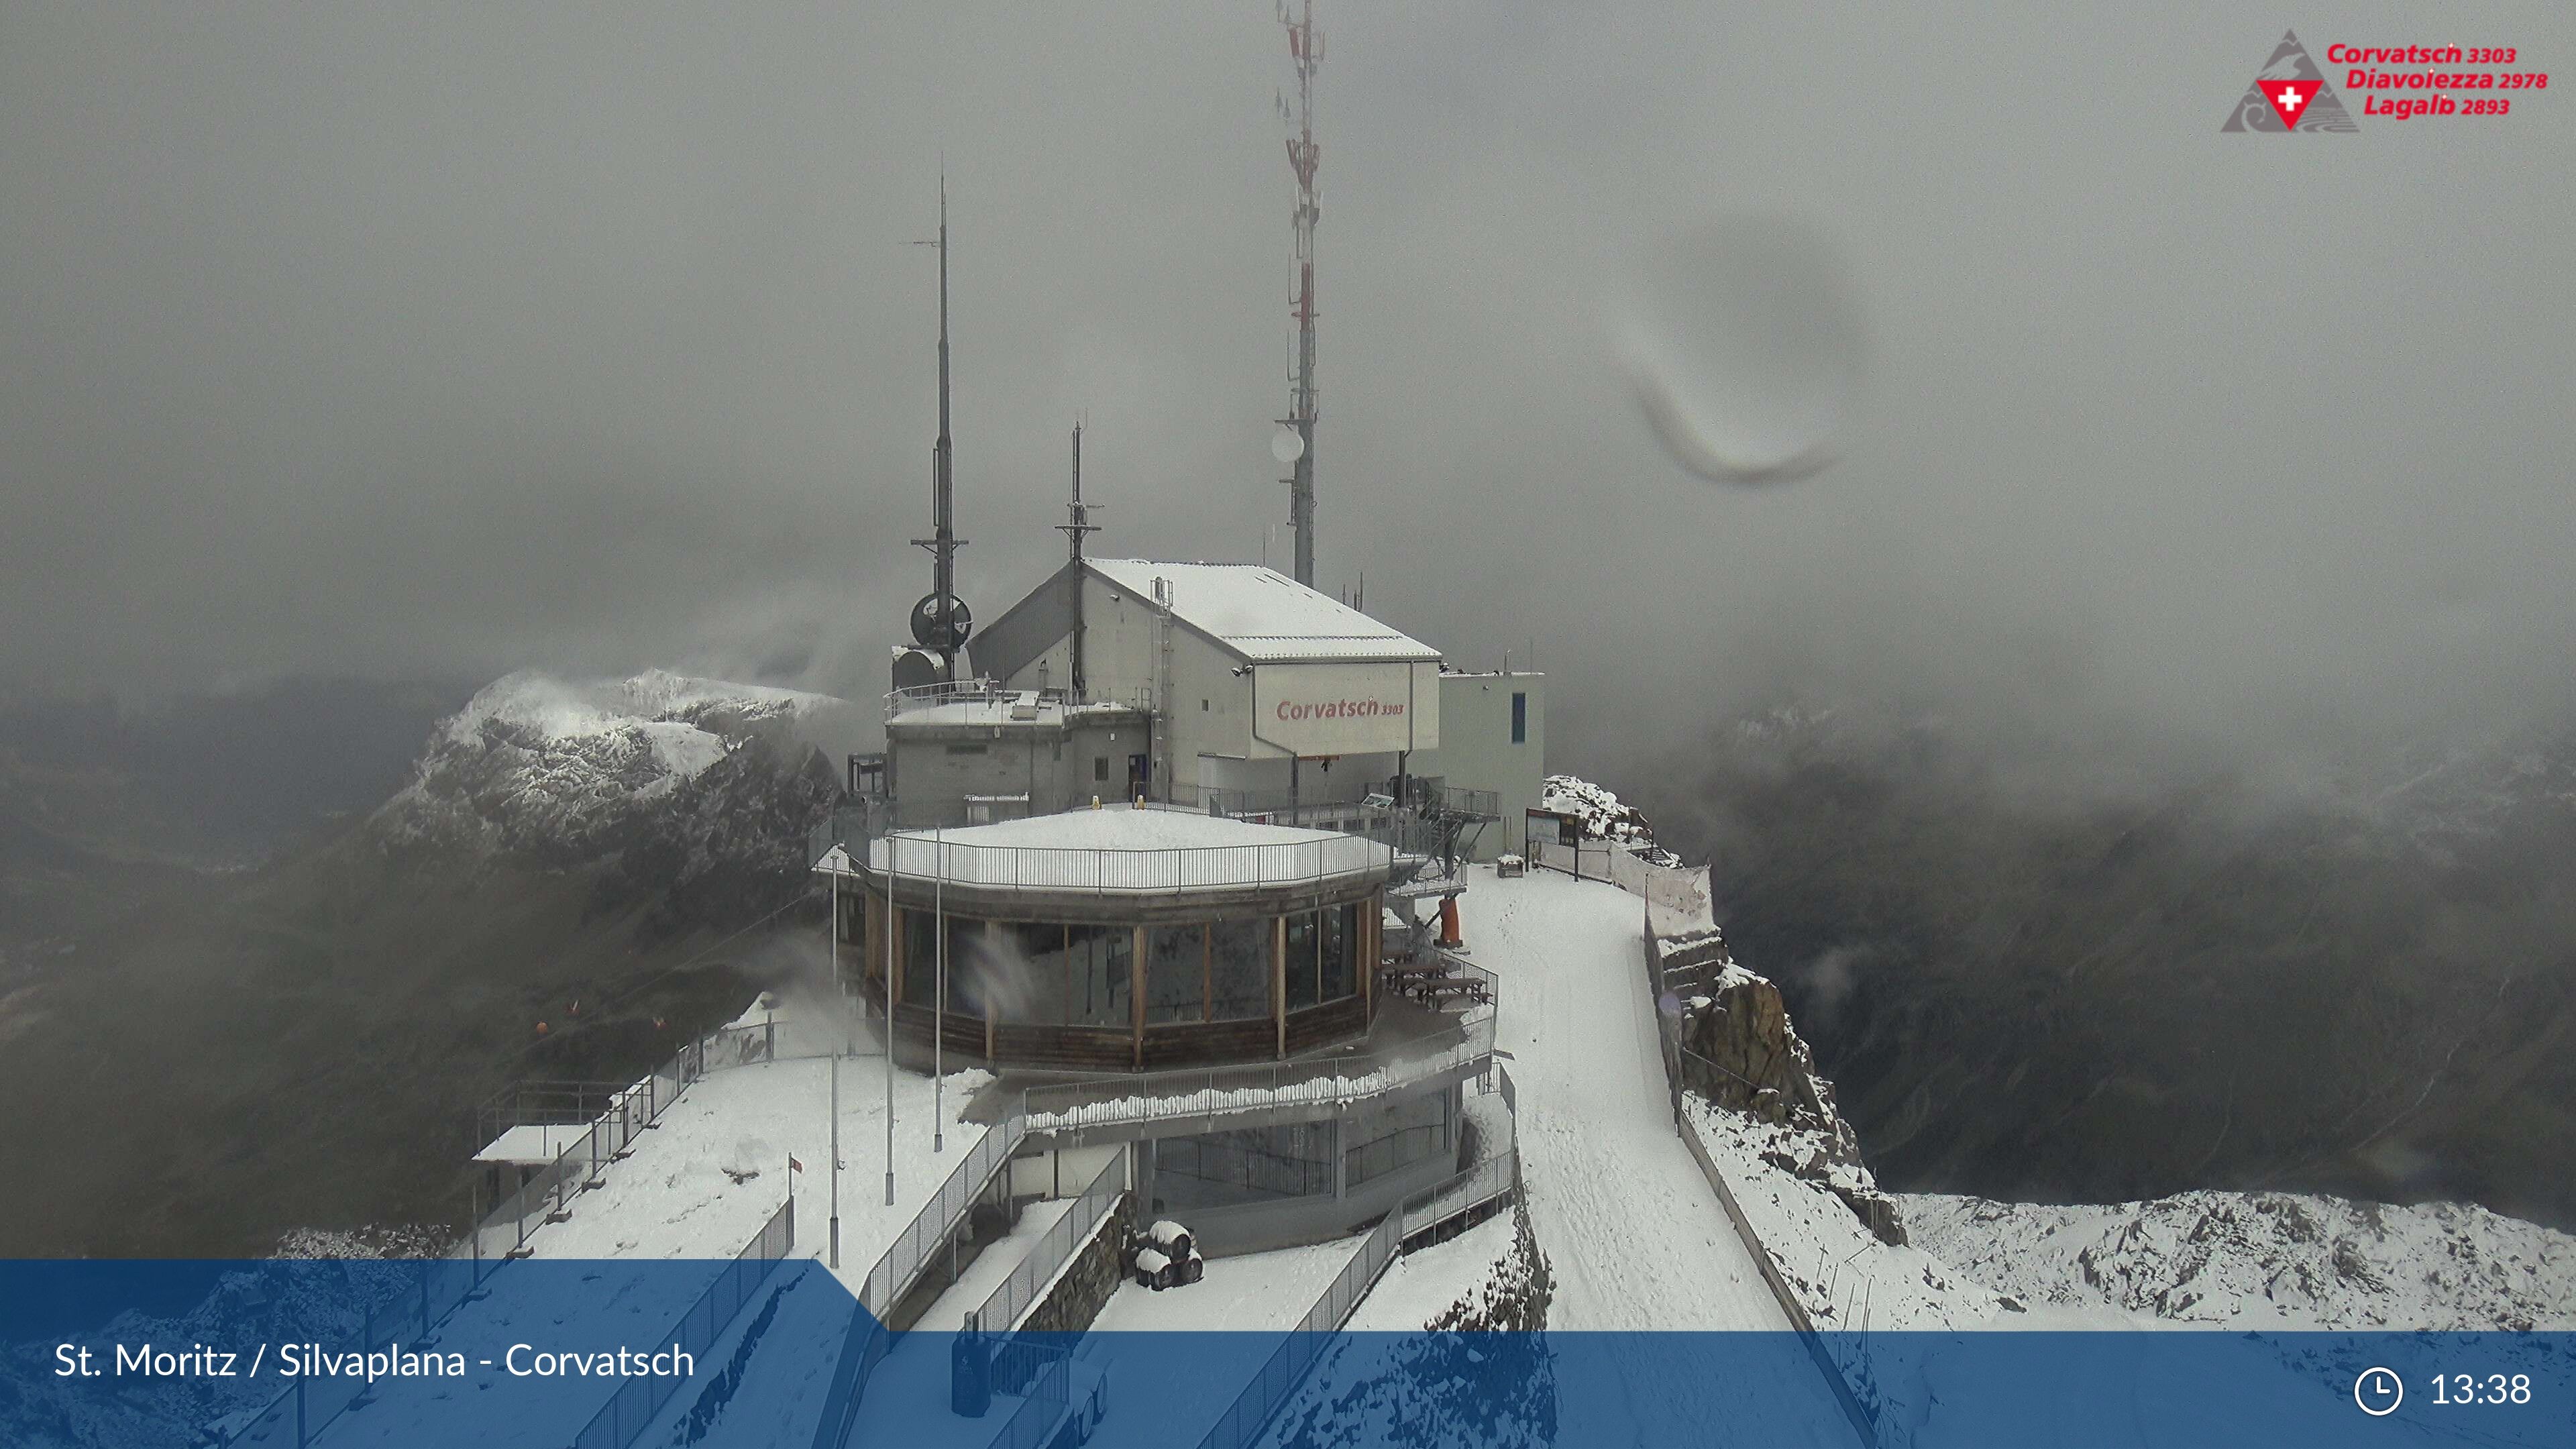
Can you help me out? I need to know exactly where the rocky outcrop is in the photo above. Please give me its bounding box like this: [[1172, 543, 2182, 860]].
[[1672, 947, 1904, 1246]]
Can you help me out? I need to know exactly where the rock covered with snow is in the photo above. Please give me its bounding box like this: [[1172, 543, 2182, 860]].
[[370, 669, 846, 867], [1899, 1189, 2576, 1331], [1540, 773, 1680, 866]]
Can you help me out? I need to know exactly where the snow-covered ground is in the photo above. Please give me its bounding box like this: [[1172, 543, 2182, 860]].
[[523, 1044, 989, 1289], [1458, 866, 1782, 1332], [294, 1024, 992, 1447], [1902, 1189, 2576, 1332], [1093, 1239, 1354, 1336], [1456, 865, 1856, 1443], [1075, 1240, 1360, 1449], [1342, 1213, 1519, 1332]]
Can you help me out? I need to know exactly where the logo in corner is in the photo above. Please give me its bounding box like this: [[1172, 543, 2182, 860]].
[[2222, 30, 2360, 132]]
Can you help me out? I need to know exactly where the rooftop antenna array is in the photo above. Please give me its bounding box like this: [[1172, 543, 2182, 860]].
[[909, 169, 971, 676], [1275, 0, 1323, 589]]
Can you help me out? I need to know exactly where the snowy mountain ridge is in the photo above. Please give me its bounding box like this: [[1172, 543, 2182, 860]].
[[1901, 1189, 2576, 1332], [372, 669, 849, 863]]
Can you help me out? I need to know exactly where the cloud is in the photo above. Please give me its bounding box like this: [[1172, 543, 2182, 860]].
[[1, 2, 2569, 785]]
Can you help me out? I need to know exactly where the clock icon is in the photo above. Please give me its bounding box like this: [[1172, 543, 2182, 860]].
[[2355, 1366, 2404, 1417]]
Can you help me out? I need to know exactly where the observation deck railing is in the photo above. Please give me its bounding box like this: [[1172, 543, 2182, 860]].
[[865, 830, 1391, 896]]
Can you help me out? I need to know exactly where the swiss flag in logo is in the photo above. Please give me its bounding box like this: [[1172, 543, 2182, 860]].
[[2263, 79, 2322, 129]]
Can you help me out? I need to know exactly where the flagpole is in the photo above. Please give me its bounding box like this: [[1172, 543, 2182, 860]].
[[828, 1051, 841, 1269], [830, 867, 842, 1268], [885, 838, 898, 1208], [932, 820, 946, 1154]]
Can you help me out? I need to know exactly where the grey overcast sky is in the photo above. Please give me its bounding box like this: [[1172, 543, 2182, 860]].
[[3, 3, 2571, 779]]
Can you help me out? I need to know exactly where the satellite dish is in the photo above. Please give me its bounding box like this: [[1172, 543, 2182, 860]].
[[1271, 427, 1306, 465], [910, 593, 974, 651]]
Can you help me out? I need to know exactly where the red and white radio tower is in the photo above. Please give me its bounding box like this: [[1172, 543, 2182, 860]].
[[1277, 0, 1322, 588]]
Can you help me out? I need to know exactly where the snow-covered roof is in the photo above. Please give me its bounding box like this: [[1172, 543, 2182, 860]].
[[1085, 559, 1440, 663], [843, 804, 1395, 893]]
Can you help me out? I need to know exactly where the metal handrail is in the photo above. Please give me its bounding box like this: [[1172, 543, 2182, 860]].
[[971, 1155, 1126, 1333], [866, 831, 1391, 895], [1187, 1063, 1523, 1449], [857, 1106, 1030, 1318], [1190, 1206, 1400, 1449], [1020, 1013, 1496, 1136], [885, 678, 1154, 720], [568, 1196, 797, 1449]]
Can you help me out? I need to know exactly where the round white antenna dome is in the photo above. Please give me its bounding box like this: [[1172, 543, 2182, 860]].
[[1271, 427, 1306, 465]]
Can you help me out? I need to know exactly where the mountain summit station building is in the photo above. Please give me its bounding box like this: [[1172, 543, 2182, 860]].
[[813, 559, 1536, 1248]]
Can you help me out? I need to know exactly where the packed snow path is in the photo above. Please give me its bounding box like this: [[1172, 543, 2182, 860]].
[[1460, 867, 1858, 1444]]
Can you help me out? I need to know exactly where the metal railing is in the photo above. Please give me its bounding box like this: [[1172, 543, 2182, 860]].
[[568, 1197, 797, 1449], [1191, 1206, 1401, 1449], [807, 1104, 1032, 1449], [1187, 1063, 1523, 1449], [857, 1105, 1031, 1318], [971, 1155, 1127, 1333], [1020, 1013, 1496, 1136], [1397, 1140, 1518, 1241], [476, 1079, 635, 1146], [223, 1030, 718, 1446], [867, 830, 1390, 895], [885, 678, 1154, 720], [979, 1341, 1073, 1449]]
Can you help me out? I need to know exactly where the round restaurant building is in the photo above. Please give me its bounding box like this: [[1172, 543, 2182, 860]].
[[841, 805, 1393, 1072]]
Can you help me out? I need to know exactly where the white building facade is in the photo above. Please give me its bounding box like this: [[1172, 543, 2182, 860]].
[[968, 559, 1443, 810]]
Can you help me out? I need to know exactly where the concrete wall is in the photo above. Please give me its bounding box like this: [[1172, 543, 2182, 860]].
[[883, 711, 1150, 822], [1410, 672, 1545, 861]]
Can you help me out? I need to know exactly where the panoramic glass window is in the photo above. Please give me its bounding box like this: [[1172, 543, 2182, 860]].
[[1066, 922, 1131, 1028], [1208, 916, 1271, 1021], [994, 920, 1069, 1025], [1283, 909, 1320, 1011], [1146, 922, 1205, 1024], [1320, 900, 1356, 1001]]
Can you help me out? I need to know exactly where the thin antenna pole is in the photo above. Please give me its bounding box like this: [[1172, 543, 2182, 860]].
[[1278, 0, 1322, 588], [1055, 419, 1102, 700], [932, 822, 945, 1153], [911, 169, 967, 676]]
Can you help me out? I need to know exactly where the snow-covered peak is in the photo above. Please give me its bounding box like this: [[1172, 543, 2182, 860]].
[[373, 669, 848, 864], [440, 669, 833, 752]]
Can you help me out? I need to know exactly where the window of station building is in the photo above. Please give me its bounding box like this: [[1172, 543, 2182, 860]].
[[1066, 922, 1131, 1028], [1511, 691, 1527, 744], [1284, 910, 1320, 1011], [1208, 917, 1271, 1021], [900, 909, 938, 1008], [1093, 757, 1109, 782], [1153, 1122, 1335, 1209], [1145, 924, 1205, 1024], [902, 914, 995, 1015], [991, 920, 1070, 1026], [1321, 901, 1359, 1001]]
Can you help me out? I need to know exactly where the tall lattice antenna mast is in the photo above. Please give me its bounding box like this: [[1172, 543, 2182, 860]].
[[1277, 0, 1322, 588]]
